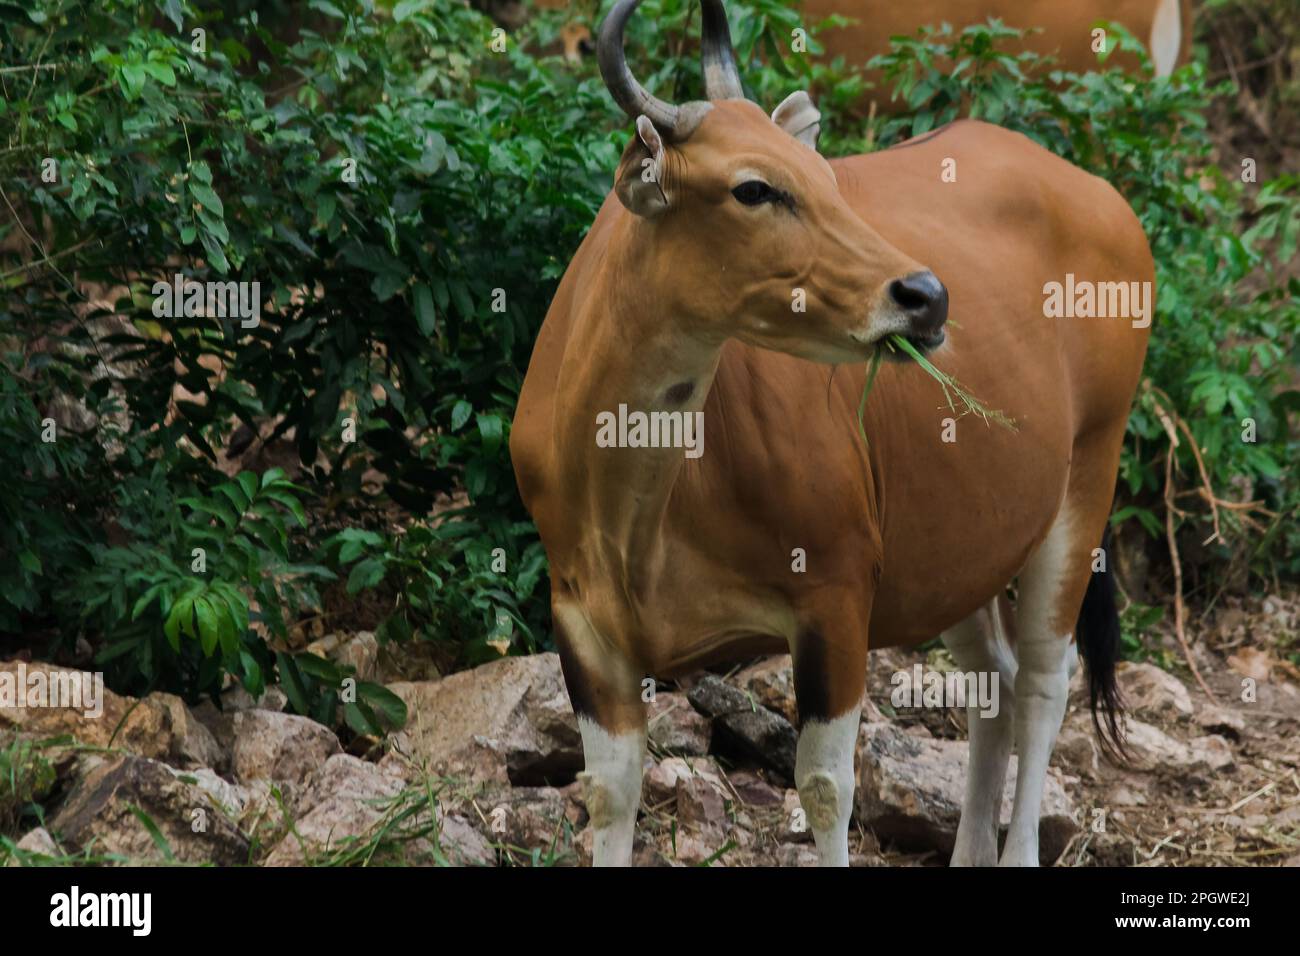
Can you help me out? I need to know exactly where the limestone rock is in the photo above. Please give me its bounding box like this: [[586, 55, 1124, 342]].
[[230, 709, 341, 786], [856, 719, 1076, 863], [385, 653, 581, 786], [49, 755, 249, 865], [687, 675, 797, 780], [647, 691, 711, 756]]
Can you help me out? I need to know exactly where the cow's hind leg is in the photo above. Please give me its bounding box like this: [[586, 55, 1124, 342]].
[[1000, 488, 1119, 867], [1001, 424, 1125, 866], [554, 602, 646, 867], [942, 596, 1017, 866]]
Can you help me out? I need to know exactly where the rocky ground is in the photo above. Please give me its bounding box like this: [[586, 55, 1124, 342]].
[[2, 592, 1298, 867]]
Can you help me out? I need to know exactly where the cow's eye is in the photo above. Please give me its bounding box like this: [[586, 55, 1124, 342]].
[[731, 180, 779, 206]]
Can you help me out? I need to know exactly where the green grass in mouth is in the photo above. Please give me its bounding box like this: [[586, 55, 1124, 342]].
[[857, 334, 1017, 446]]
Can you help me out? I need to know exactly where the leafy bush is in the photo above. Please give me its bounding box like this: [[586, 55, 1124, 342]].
[[73, 465, 327, 700], [1, 0, 621, 692]]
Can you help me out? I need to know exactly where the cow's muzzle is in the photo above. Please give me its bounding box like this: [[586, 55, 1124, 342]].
[[889, 270, 948, 352]]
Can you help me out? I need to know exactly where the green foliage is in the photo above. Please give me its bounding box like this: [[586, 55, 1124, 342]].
[[275, 648, 407, 735], [321, 511, 546, 662], [71, 465, 329, 700], [0, 734, 57, 835], [0, 353, 112, 633], [1118, 601, 1169, 664]]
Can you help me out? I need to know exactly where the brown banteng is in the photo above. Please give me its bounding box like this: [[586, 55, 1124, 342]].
[[510, 0, 1153, 866], [473, 0, 594, 63], [804, 0, 1194, 110], [497, 1, 1194, 90]]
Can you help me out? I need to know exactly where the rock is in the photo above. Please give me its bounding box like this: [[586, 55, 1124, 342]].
[[219, 684, 288, 714], [677, 772, 728, 830], [856, 720, 1076, 863], [1054, 720, 1100, 776], [1195, 704, 1246, 739], [631, 844, 671, 867], [375, 641, 444, 683], [0, 663, 224, 774], [642, 756, 725, 808], [438, 815, 495, 866], [187, 686, 289, 771], [665, 833, 724, 866], [644, 761, 685, 805], [1107, 719, 1234, 773], [1187, 735, 1235, 772], [1, 661, 170, 761], [386, 653, 582, 786], [733, 655, 798, 724], [263, 754, 493, 866], [480, 786, 582, 853], [647, 691, 711, 756], [230, 709, 340, 786], [1226, 647, 1275, 682], [304, 631, 379, 682], [168, 767, 273, 830], [686, 675, 797, 780], [265, 754, 400, 865], [150, 693, 225, 769], [4, 827, 61, 865], [49, 755, 249, 865], [728, 769, 784, 807], [776, 843, 821, 867], [1116, 662, 1193, 722]]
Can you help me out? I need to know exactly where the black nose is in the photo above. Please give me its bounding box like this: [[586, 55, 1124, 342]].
[[888, 271, 949, 337]]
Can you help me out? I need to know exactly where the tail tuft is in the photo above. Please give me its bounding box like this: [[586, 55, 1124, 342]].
[[1076, 527, 1127, 761]]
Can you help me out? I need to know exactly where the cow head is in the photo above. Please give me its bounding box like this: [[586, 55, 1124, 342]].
[[598, 0, 947, 364]]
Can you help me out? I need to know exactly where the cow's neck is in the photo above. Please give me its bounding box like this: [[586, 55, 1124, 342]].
[[553, 240, 722, 590]]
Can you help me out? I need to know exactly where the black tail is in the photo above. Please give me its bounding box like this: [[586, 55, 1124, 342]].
[[1076, 528, 1126, 760]]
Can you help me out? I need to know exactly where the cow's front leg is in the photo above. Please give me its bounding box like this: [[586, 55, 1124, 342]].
[[554, 603, 646, 867], [792, 621, 867, 867]]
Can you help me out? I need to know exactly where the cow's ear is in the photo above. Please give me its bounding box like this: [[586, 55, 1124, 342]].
[[771, 90, 821, 150], [615, 115, 671, 218]]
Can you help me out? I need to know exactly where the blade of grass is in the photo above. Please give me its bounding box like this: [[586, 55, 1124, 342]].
[[886, 334, 1017, 429], [127, 805, 177, 862], [856, 347, 886, 445]]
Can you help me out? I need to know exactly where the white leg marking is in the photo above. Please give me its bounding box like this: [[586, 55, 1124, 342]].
[[1150, 0, 1183, 77], [795, 710, 861, 867], [1000, 509, 1075, 867], [577, 716, 645, 867], [942, 601, 1016, 867]]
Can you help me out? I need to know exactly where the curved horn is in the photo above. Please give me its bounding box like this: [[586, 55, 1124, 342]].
[[699, 0, 744, 100], [597, 0, 681, 135]]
